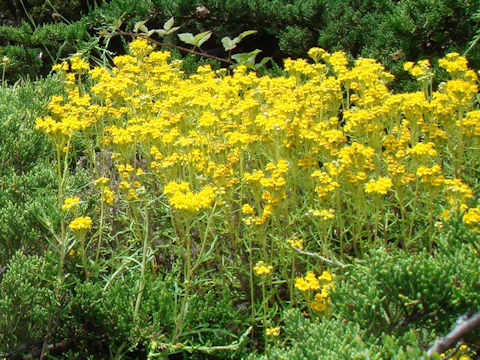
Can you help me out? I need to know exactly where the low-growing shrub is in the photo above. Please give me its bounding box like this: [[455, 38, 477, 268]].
[[0, 251, 58, 354], [254, 218, 480, 359]]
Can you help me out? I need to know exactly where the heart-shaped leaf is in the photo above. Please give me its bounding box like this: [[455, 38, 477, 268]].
[[221, 36, 237, 51]]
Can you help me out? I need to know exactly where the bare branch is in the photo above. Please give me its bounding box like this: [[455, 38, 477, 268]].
[[428, 312, 480, 357]]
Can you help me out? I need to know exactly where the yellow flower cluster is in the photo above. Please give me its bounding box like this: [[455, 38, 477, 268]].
[[365, 177, 393, 195], [61, 197, 80, 212], [295, 271, 334, 312], [309, 208, 335, 221], [404, 59, 432, 79], [253, 261, 273, 275], [36, 38, 480, 267], [463, 207, 480, 226], [68, 216, 92, 231], [265, 327, 280, 337], [286, 235, 303, 249], [163, 181, 215, 213]]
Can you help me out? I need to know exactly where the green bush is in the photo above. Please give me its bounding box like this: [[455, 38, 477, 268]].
[[0, 251, 57, 353], [2, 0, 479, 86], [68, 272, 247, 358], [0, 0, 96, 26], [253, 217, 480, 359], [0, 76, 92, 264], [331, 218, 480, 342], [0, 20, 91, 83]]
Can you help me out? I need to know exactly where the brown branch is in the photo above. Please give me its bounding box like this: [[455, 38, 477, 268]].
[[109, 31, 234, 65], [395, 308, 433, 329], [427, 312, 480, 357]]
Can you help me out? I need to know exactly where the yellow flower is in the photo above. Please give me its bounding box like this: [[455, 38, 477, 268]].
[[310, 299, 327, 312], [463, 207, 480, 226], [365, 177, 393, 195], [253, 261, 273, 275], [69, 216, 92, 231], [318, 271, 333, 282], [102, 188, 115, 205], [70, 53, 89, 72], [310, 209, 335, 221], [61, 197, 80, 212], [295, 277, 310, 292], [265, 327, 280, 337], [94, 177, 110, 186], [286, 236, 303, 249], [242, 204, 255, 216]]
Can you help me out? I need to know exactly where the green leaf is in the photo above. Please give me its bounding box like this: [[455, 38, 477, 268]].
[[194, 31, 212, 48], [133, 20, 148, 33], [156, 26, 180, 37], [231, 49, 261, 65], [178, 32, 195, 45], [221, 36, 236, 51], [255, 57, 271, 70], [222, 30, 257, 52], [112, 17, 123, 31], [164, 17, 174, 31], [237, 30, 257, 40], [138, 25, 149, 33]]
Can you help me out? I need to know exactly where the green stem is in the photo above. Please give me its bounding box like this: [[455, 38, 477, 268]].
[[80, 233, 89, 279], [248, 235, 255, 326], [262, 281, 267, 347], [335, 189, 344, 258], [134, 207, 149, 319], [93, 199, 105, 272], [172, 219, 193, 342]]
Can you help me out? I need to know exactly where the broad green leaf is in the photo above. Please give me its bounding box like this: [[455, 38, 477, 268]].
[[237, 30, 257, 40], [156, 26, 180, 37], [156, 29, 168, 37], [138, 24, 149, 33], [178, 33, 196, 45], [254, 57, 272, 70], [164, 17, 174, 31], [231, 49, 261, 65], [133, 20, 148, 33], [168, 26, 180, 34], [194, 31, 212, 48], [221, 36, 236, 51]]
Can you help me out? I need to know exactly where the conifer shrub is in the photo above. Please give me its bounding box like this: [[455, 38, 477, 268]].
[[0, 251, 57, 353], [253, 217, 480, 359], [0, 76, 91, 263]]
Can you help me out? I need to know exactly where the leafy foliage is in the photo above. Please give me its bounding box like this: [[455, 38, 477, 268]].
[[331, 217, 480, 342], [0, 251, 57, 352], [254, 218, 480, 359]]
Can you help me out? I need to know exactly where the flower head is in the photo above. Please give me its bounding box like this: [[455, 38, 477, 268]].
[[69, 216, 92, 231]]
